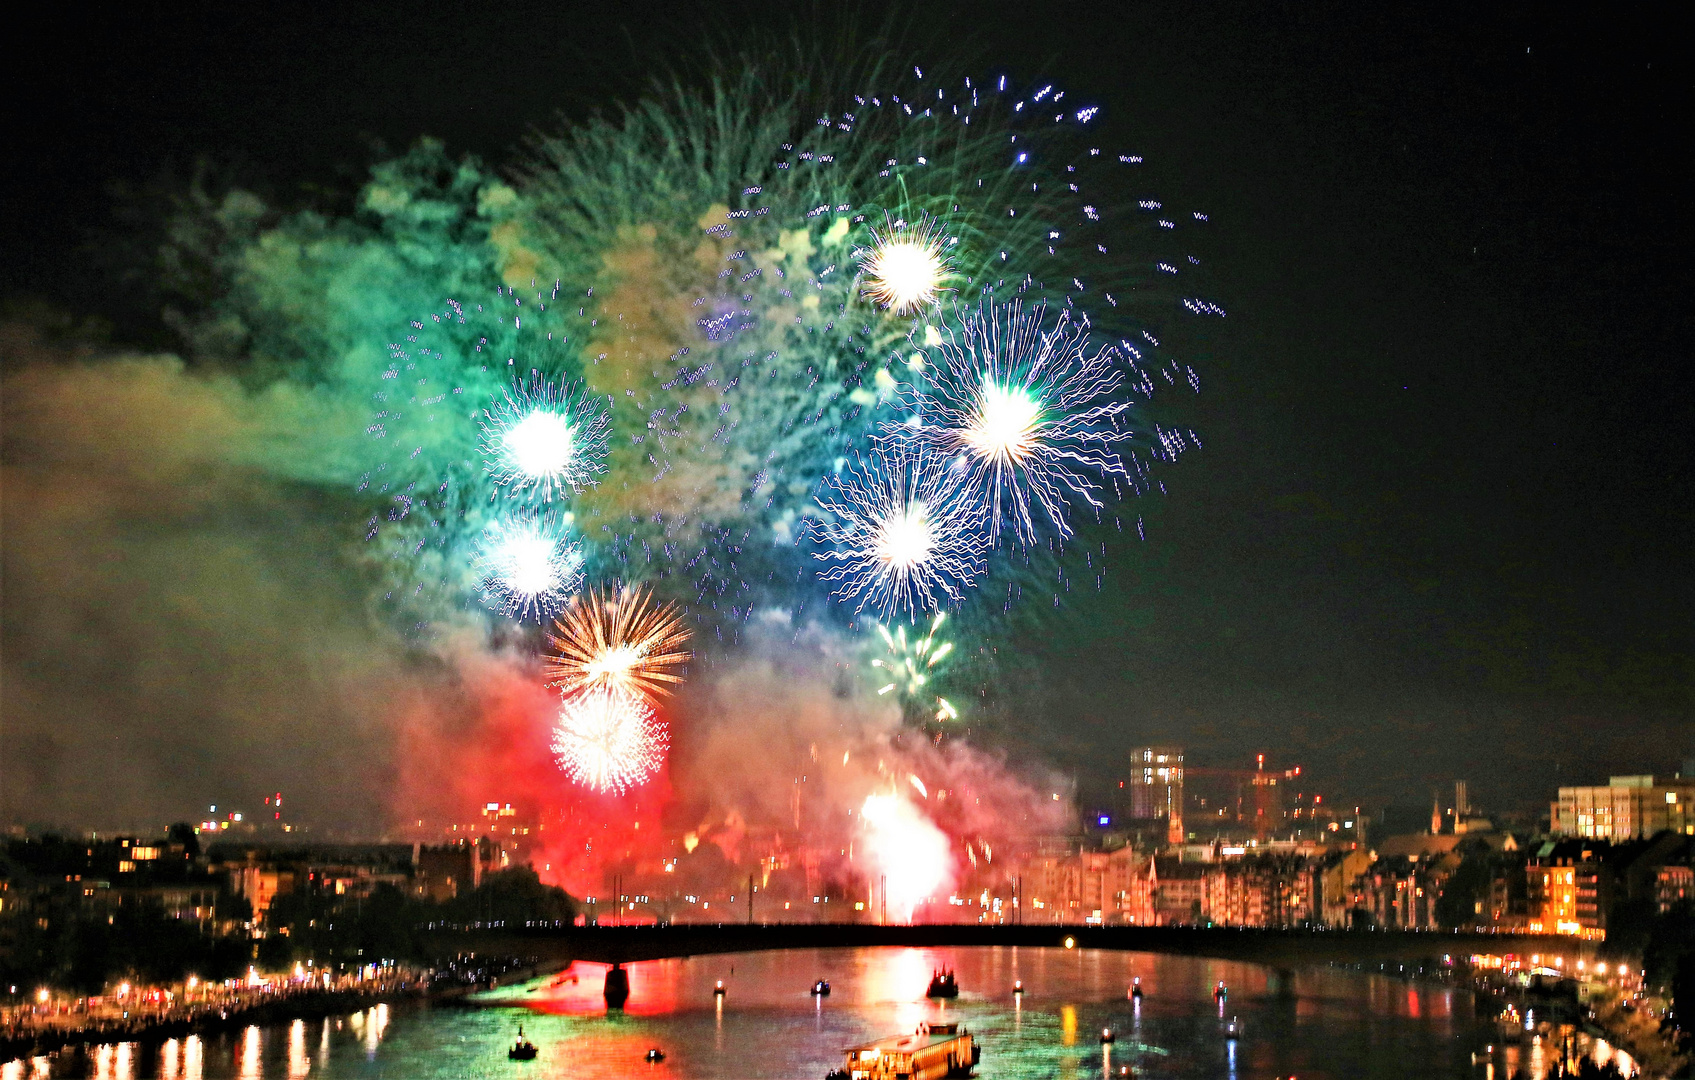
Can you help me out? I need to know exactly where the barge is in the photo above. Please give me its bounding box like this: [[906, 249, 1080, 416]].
[[829, 1021, 979, 1080]]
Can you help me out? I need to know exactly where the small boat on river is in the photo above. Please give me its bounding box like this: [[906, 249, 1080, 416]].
[[926, 969, 959, 998], [828, 1021, 979, 1080], [812, 979, 832, 996], [1130, 977, 1143, 999], [508, 1025, 538, 1061], [1214, 980, 1228, 1002]]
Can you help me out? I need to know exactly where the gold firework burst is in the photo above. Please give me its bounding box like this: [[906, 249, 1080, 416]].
[[544, 584, 692, 703]]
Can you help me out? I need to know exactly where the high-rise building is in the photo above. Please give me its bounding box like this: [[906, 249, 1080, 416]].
[[1552, 776, 1695, 840], [1125, 746, 1184, 843]]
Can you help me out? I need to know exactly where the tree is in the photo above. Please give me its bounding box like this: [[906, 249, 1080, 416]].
[[1435, 850, 1493, 929]]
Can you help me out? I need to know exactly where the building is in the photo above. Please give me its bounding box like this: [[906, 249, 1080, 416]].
[[1024, 845, 1156, 925], [1125, 747, 1184, 845], [413, 843, 480, 902], [230, 865, 295, 923], [1655, 865, 1692, 913], [1319, 848, 1374, 928], [1525, 840, 1609, 939], [1152, 860, 1209, 925], [1552, 776, 1695, 840]]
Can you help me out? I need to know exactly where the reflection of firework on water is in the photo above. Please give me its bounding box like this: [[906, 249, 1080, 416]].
[[544, 584, 692, 704], [479, 374, 610, 503], [871, 613, 959, 722], [810, 443, 988, 616], [552, 686, 667, 793], [859, 791, 952, 922], [858, 214, 953, 315], [900, 300, 1137, 544], [473, 509, 582, 621]]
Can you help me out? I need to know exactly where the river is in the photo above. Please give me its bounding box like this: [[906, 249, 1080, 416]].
[[3, 946, 1586, 1078]]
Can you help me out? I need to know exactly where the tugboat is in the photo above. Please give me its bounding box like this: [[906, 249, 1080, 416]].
[[832, 1021, 979, 1079], [926, 968, 960, 998], [1213, 980, 1228, 1003], [508, 1025, 538, 1061], [645, 1048, 666, 1063], [1130, 977, 1143, 999], [812, 979, 832, 996]]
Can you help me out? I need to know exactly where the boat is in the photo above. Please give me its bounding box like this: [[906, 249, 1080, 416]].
[[1224, 1017, 1242, 1040], [812, 979, 832, 996], [1213, 980, 1228, 1002], [645, 1048, 666, 1063], [508, 1025, 538, 1061], [926, 969, 959, 998], [1130, 977, 1143, 999], [1013, 980, 1024, 994], [1100, 1028, 1116, 1044], [832, 1021, 979, 1080], [714, 979, 727, 996]]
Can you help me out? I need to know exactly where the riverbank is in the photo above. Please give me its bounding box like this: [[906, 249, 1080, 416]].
[[0, 979, 424, 1066], [1, 954, 567, 1067]]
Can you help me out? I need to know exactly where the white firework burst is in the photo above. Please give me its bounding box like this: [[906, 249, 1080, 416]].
[[809, 442, 988, 615], [858, 214, 954, 315], [478, 374, 610, 502], [473, 508, 582, 622], [552, 686, 668, 793], [900, 300, 1134, 543]]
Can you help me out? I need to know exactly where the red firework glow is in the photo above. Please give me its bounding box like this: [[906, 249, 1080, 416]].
[[389, 649, 673, 898], [387, 636, 1070, 914]]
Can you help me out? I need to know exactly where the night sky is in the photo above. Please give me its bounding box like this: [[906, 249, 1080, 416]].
[[4, 1, 1690, 825]]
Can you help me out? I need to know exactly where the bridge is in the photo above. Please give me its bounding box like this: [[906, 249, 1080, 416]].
[[442, 922, 1588, 972]]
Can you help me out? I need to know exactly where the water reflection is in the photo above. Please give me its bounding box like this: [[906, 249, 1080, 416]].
[[3, 947, 1544, 1078], [286, 1019, 308, 1079]]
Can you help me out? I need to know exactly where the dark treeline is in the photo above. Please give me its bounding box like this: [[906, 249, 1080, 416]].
[[1, 827, 575, 995]]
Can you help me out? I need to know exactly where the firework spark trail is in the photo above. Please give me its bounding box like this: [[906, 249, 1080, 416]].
[[870, 613, 959, 721], [479, 374, 610, 502], [544, 584, 693, 704], [473, 508, 582, 621], [897, 299, 1137, 544], [810, 442, 988, 615], [551, 686, 668, 793]]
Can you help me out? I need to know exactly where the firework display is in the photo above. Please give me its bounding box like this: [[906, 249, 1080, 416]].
[[859, 215, 953, 315], [810, 443, 989, 615], [342, 54, 1211, 815], [870, 614, 959, 722], [551, 686, 668, 793], [479, 374, 610, 503], [895, 300, 1142, 544], [544, 585, 692, 704], [473, 508, 582, 621]]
